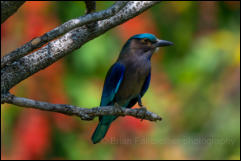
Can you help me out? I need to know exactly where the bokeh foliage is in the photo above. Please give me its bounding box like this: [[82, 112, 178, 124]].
[[1, 1, 240, 160]]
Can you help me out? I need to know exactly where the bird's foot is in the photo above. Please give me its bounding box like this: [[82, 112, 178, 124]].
[[138, 106, 147, 121], [138, 102, 144, 107], [114, 102, 124, 113], [137, 95, 143, 107]]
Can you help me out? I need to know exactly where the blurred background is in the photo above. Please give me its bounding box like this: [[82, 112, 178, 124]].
[[1, 1, 240, 160]]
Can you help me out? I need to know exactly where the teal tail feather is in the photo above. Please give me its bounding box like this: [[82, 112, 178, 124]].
[[91, 116, 116, 144]]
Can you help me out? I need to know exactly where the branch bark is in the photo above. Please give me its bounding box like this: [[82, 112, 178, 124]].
[[1, 1, 128, 68], [1, 1, 25, 24], [3, 93, 162, 121]]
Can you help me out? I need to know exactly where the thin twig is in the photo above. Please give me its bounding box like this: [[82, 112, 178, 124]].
[[84, 1, 97, 30], [2, 93, 162, 121], [85, 1, 96, 14]]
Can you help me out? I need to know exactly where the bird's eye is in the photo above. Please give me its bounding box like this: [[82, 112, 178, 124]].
[[141, 38, 149, 44], [141, 38, 153, 46]]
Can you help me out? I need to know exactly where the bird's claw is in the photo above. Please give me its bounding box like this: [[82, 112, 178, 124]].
[[114, 102, 124, 113], [138, 102, 143, 107], [138, 106, 147, 121], [137, 95, 143, 107]]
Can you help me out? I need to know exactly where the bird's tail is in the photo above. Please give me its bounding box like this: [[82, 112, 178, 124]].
[[91, 116, 116, 144]]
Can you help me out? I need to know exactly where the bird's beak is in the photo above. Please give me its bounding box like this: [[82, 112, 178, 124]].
[[154, 39, 174, 48]]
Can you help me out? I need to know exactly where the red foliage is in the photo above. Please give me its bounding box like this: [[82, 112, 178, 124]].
[[10, 111, 50, 160], [22, 1, 57, 41]]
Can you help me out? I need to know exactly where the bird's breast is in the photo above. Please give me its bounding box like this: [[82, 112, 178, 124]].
[[115, 59, 151, 106]]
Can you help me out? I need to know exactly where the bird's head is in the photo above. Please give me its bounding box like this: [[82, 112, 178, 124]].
[[120, 33, 173, 60]]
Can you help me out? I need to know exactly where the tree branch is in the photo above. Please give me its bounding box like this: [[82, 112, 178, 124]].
[[1, 1, 128, 68], [2, 93, 162, 122], [1, 1, 160, 94], [1, 1, 25, 24]]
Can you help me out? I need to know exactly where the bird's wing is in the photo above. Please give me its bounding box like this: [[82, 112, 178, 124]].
[[100, 62, 125, 106], [140, 70, 151, 97], [126, 70, 151, 108]]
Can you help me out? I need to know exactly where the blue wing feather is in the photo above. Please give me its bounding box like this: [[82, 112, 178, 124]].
[[100, 62, 125, 106], [140, 71, 151, 97]]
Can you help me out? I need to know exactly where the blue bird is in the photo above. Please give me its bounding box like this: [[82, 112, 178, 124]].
[[91, 33, 173, 144]]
